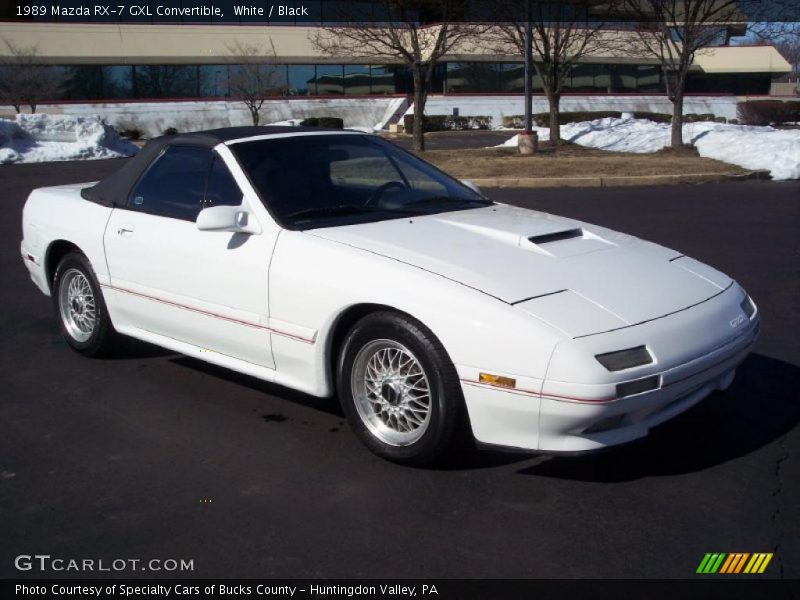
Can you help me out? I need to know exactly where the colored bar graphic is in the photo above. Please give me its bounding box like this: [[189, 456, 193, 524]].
[[757, 553, 773, 574], [720, 553, 738, 574], [719, 554, 736, 574], [703, 553, 720, 573], [719, 553, 739, 573], [744, 554, 760, 573], [697, 553, 727, 573], [698, 552, 773, 574], [733, 553, 750, 573], [697, 553, 713, 574], [710, 553, 726, 573]]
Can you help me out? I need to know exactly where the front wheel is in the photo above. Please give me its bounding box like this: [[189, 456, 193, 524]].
[[53, 251, 118, 357], [337, 311, 466, 466]]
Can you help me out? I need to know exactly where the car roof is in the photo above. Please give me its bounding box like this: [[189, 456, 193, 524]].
[[81, 126, 357, 207]]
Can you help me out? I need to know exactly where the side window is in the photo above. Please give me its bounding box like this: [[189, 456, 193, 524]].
[[205, 156, 243, 208], [128, 146, 211, 221], [393, 154, 449, 195]]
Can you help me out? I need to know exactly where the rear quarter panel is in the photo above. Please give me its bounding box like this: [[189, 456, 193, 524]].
[[22, 184, 113, 294]]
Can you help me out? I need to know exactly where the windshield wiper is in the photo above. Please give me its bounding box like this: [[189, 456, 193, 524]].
[[287, 205, 382, 221], [399, 196, 493, 209]]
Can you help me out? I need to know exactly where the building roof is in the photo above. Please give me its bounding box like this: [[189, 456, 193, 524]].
[[693, 45, 791, 74], [1, 22, 778, 69]]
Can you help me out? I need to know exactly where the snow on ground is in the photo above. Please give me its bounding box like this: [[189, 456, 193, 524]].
[[495, 117, 800, 180], [0, 114, 139, 164]]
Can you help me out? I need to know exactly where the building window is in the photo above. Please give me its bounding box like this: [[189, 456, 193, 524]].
[[198, 65, 229, 98], [636, 65, 662, 92], [497, 63, 525, 92], [446, 62, 498, 93], [288, 65, 316, 95], [369, 66, 398, 94], [133, 65, 198, 99], [567, 64, 596, 92], [66, 66, 104, 101], [344, 64, 371, 95], [315, 64, 344, 95], [595, 64, 638, 93], [15, 60, 772, 102]]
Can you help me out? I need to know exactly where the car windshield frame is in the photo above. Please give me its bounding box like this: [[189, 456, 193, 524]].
[[228, 133, 492, 231]]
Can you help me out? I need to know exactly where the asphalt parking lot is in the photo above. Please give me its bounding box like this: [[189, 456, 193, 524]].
[[1, 158, 798, 580]]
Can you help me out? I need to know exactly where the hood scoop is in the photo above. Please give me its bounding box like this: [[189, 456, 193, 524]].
[[525, 227, 614, 258], [528, 228, 583, 245]]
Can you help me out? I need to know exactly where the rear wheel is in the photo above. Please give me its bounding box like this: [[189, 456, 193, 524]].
[[337, 311, 465, 466], [53, 251, 117, 357]]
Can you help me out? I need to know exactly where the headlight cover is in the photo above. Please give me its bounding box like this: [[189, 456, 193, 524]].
[[595, 345, 653, 372]]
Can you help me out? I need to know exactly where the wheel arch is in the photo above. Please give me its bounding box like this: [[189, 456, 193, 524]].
[[325, 303, 396, 391], [324, 303, 453, 393], [44, 240, 87, 293]]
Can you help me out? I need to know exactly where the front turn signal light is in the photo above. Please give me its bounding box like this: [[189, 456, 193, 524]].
[[479, 372, 517, 389]]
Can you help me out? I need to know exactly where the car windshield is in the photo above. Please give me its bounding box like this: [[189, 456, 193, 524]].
[[229, 134, 491, 229]]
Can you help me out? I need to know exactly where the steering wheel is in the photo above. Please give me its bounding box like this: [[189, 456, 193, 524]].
[[365, 180, 407, 206]]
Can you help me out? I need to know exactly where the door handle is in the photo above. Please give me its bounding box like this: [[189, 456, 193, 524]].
[[117, 225, 135, 236]]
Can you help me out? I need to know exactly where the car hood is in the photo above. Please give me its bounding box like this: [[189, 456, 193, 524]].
[[308, 204, 732, 336]]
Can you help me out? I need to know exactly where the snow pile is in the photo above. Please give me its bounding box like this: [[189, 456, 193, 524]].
[[690, 124, 800, 181], [0, 114, 139, 164], [496, 118, 800, 180]]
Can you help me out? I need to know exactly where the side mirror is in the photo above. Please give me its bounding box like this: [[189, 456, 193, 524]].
[[196, 205, 261, 235], [460, 179, 482, 196]]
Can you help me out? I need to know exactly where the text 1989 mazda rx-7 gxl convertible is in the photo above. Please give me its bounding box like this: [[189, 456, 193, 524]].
[[21, 126, 760, 465]]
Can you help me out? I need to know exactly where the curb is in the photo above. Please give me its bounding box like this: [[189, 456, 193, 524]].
[[470, 170, 771, 189]]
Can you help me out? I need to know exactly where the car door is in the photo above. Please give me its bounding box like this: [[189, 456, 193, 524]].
[[103, 144, 277, 369]]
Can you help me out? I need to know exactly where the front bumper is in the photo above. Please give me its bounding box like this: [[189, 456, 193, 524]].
[[460, 285, 760, 453]]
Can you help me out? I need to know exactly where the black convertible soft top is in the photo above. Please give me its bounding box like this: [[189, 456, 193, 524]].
[[81, 126, 338, 207]]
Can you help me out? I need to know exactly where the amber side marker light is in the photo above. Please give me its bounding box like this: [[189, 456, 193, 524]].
[[479, 373, 517, 389]]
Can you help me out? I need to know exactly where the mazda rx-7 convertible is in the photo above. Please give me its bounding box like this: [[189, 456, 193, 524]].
[[20, 126, 760, 465]]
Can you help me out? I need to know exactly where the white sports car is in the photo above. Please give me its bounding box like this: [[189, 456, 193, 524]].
[[20, 126, 760, 465]]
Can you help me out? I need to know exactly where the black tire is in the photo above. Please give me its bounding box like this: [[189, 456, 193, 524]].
[[52, 251, 118, 357], [337, 311, 466, 467]]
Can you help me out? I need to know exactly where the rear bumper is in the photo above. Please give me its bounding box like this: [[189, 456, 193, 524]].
[[460, 285, 760, 453]]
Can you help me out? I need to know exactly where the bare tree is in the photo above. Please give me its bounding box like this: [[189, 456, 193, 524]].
[[625, 0, 750, 147], [489, 0, 622, 142], [134, 65, 196, 98], [775, 37, 800, 82], [0, 39, 69, 113], [227, 39, 287, 126], [746, 1, 800, 53], [311, 0, 481, 151]]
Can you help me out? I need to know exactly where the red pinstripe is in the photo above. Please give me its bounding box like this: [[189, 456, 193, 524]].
[[460, 379, 616, 404], [101, 284, 315, 344]]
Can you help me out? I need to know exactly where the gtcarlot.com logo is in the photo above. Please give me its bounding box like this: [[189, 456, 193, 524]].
[[14, 554, 194, 573], [696, 552, 773, 574]]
